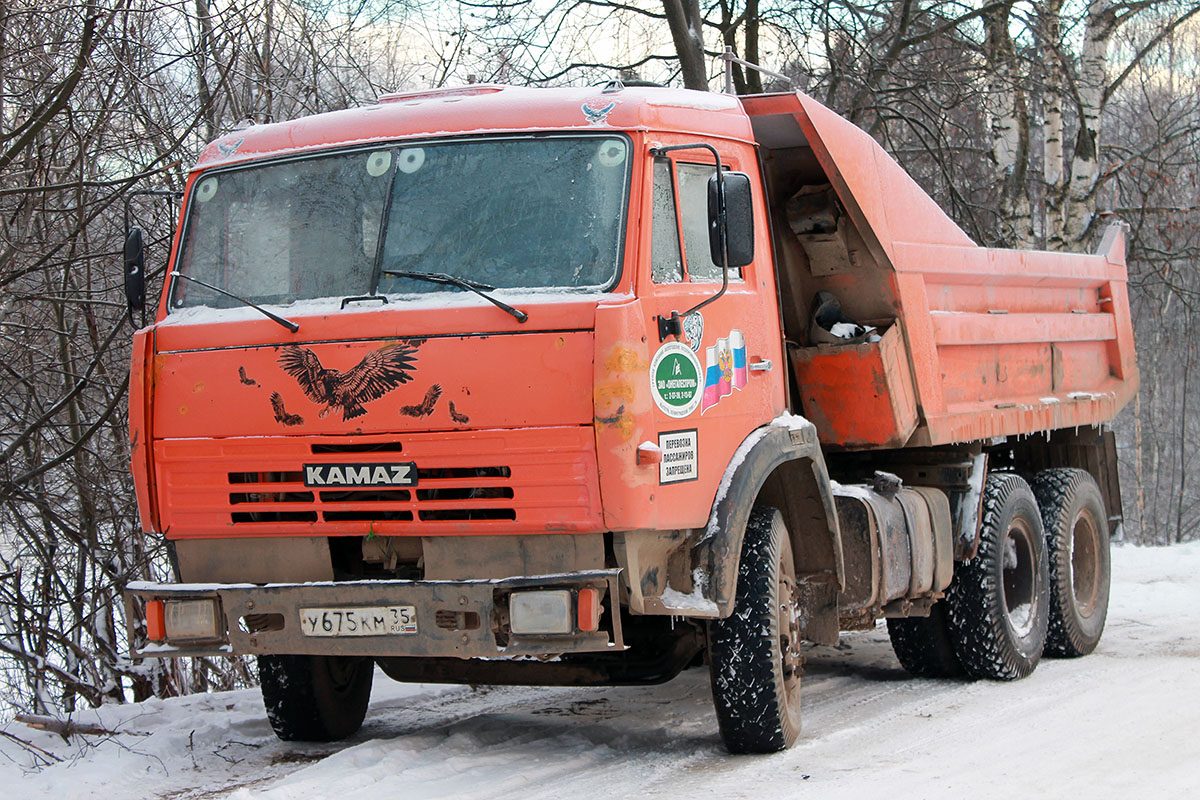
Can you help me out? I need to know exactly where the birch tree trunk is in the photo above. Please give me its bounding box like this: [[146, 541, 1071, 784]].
[[984, 2, 1032, 246], [1062, 0, 1117, 245], [1039, 0, 1065, 248]]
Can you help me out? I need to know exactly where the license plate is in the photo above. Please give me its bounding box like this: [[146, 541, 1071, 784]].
[[299, 606, 417, 637]]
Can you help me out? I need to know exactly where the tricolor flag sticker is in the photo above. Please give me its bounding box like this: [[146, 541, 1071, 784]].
[[701, 345, 720, 413], [701, 329, 749, 413], [731, 329, 748, 390]]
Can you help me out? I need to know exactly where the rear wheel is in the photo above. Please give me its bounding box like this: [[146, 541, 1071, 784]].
[[1031, 468, 1110, 657], [946, 473, 1049, 680], [887, 602, 965, 678], [259, 654, 374, 742], [709, 506, 803, 753]]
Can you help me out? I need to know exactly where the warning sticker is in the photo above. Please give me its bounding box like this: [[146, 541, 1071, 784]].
[[659, 429, 699, 484], [650, 342, 703, 418]]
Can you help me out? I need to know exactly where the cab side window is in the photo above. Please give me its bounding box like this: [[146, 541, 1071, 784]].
[[650, 159, 744, 285], [676, 163, 727, 283], [651, 159, 684, 283]]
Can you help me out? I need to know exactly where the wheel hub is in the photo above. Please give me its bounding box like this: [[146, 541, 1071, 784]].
[[1002, 520, 1038, 638]]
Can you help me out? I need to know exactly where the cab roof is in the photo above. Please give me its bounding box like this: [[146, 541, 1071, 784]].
[[193, 84, 755, 171]]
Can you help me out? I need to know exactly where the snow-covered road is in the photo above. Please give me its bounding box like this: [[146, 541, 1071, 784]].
[[5, 541, 1199, 799]]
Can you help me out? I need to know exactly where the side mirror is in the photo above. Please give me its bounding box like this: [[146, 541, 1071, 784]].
[[708, 171, 755, 269], [124, 227, 146, 321]]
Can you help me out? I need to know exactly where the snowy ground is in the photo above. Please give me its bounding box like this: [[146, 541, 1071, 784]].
[[4, 541, 1199, 799]]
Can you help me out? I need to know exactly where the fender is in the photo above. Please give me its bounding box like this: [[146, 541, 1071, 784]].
[[129, 328, 160, 533], [690, 415, 843, 618]]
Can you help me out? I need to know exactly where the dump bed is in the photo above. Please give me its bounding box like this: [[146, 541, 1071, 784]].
[[742, 92, 1137, 449]]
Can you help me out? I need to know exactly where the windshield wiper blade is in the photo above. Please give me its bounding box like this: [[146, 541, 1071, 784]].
[[382, 269, 528, 323], [170, 272, 300, 333]]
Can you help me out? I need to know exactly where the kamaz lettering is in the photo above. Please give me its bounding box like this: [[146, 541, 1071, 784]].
[[303, 463, 417, 487]]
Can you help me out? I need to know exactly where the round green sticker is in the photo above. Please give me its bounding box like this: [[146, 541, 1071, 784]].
[[650, 342, 703, 418]]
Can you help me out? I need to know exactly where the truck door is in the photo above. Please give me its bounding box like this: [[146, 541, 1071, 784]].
[[638, 143, 786, 531]]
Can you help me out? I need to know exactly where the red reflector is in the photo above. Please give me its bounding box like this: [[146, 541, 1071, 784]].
[[145, 600, 166, 641], [577, 588, 601, 632]]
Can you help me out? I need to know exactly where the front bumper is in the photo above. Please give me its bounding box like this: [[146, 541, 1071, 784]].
[[125, 570, 623, 659]]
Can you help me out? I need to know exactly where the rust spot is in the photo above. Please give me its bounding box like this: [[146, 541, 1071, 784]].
[[400, 384, 442, 417], [605, 346, 646, 374], [594, 380, 634, 406], [238, 366, 260, 387], [594, 377, 637, 441], [192, 381, 205, 393], [153, 354, 168, 382], [555, 336, 566, 349], [178, 406, 188, 415], [448, 401, 470, 425], [595, 405, 635, 441], [270, 392, 303, 426]]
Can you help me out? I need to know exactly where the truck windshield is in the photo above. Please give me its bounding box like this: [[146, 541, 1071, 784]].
[[171, 135, 631, 310]]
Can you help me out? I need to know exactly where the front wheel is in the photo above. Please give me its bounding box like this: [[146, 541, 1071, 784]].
[[709, 506, 803, 753], [259, 654, 374, 742], [946, 473, 1049, 680]]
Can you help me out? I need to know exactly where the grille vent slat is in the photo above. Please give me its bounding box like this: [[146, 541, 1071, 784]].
[[231, 511, 318, 523], [310, 442, 405, 454], [319, 489, 412, 503]]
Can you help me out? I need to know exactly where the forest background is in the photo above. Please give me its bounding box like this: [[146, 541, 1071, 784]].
[[1, 0, 1197, 719]]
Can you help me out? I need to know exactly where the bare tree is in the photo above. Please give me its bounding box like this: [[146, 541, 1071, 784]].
[[0, 0, 424, 718], [3, 0, 1198, 726]]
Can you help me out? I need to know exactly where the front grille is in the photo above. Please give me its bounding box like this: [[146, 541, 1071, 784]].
[[226, 465, 513, 524], [155, 427, 602, 535]]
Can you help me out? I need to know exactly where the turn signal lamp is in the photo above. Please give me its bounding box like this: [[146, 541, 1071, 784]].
[[577, 588, 601, 632], [145, 600, 166, 641]]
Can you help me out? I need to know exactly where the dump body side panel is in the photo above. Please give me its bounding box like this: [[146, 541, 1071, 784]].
[[895, 228, 1137, 446], [742, 92, 1138, 448]]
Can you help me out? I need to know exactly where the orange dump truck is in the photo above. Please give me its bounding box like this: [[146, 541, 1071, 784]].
[[122, 84, 1137, 753]]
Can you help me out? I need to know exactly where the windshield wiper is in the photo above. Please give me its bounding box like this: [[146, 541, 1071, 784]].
[[382, 269, 528, 323], [170, 272, 300, 333]]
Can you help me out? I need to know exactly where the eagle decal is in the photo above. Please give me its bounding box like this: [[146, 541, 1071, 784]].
[[582, 100, 615, 125], [278, 342, 420, 421]]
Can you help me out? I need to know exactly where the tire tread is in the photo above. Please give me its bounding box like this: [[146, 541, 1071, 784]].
[[887, 603, 965, 678], [946, 473, 1048, 681], [1030, 468, 1110, 658], [709, 506, 798, 754], [259, 654, 373, 742]]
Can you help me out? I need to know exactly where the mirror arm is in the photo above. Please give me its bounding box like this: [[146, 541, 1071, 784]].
[[649, 143, 730, 341]]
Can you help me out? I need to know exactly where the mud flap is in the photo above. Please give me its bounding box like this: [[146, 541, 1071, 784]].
[[795, 578, 839, 644]]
